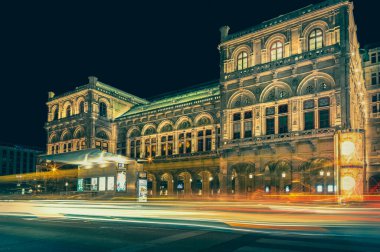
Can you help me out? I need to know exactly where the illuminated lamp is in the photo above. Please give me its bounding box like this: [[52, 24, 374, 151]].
[[327, 185, 334, 192], [341, 141, 355, 156], [281, 172, 286, 178], [265, 186, 270, 193], [341, 176, 356, 191], [326, 171, 331, 177], [190, 178, 193, 182], [209, 177, 213, 181], [249, 173, 253, 179], [319, 170, 324, 176]]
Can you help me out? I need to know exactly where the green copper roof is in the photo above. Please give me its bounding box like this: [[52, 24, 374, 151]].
[[224, 0, 348, 42], [116, 81, 220, 119]]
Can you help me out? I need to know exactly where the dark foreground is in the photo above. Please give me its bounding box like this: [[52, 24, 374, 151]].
[[1, 200, 380, 251]]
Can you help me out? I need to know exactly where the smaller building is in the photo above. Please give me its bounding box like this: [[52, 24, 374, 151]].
[[0, 142, 42, 176]]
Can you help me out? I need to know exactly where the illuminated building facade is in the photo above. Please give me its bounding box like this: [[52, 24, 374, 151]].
[[44, 0, 369, 198], [362, 46, 380, 193]]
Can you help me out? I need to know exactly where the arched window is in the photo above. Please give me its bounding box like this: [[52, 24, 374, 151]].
[[237, 52, 248, 70], [79, 101, 85, 114], [309, 29, 323, 51], [66, 106, 71, 117], [270, 41, 283, 61], [53, 108, 59, 120], [99, 102, 107, 117]]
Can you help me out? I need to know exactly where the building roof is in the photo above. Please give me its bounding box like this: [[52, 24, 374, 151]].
[[223, 0, 348, 42], [116, 81, 220, 119], [38, 148, 135, 165], [0, 142, 43, 152], [48, 77, 149, 106]]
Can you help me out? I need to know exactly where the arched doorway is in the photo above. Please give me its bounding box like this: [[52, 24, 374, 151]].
[[147, 173, 157, 196], [177, 172, 192, 196], [300, 158, 334, 194], [160, 173, 173, 196]]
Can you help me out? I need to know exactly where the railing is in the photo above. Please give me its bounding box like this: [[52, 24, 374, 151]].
[[222, 45, 340, 81], [225, 128, 336, 147], [45, 114, 85, 127], [148, 150, 219, 161]]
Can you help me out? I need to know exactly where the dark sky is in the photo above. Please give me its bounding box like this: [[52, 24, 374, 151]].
[[0, 0, 379, 149]]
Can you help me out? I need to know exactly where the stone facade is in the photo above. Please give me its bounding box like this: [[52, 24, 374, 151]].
[[362, 46, 380, 193], [45, 0, 370, 196]]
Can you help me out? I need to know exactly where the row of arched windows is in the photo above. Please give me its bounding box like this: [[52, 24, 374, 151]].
[[235, 28, 323, 70], [51, 101, 107, 121]]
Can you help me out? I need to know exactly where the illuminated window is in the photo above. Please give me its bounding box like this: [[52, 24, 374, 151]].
[[237, 52, 248, 70], [270, 41, 283, 61], [316, 185, 323, 193], [178, 132, 192, 154], [99, 102, 107, 117], [327, 185, 334, 193], [160, 135, 173, 156], [145, 137, 157, 158], [309, 29, 323, 51]]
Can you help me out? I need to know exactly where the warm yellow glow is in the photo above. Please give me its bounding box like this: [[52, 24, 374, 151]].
[[341, 176, 356, 191], [249, 173, 253, 179], [319, 170, 324, 176], [281, 172, 286, 178], [341, 141, 355, 156], [209, 177, 213, 181]]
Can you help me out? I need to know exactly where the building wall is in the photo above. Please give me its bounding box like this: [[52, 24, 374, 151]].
[[0, 144, 41, 176], [362, 47, 380, 192], [44, 0, 370, 196]]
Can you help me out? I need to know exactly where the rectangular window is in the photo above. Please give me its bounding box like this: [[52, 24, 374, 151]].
[[266, 118, 275, 135], [373, 95, 378, 102], [198, 139, 204, 152], [151, 145, 156, 157], [244, 111, 252, 119], [373, 105, 378, 113], [198, 131, 204, 137], [318, 97, 330, 107], [372, 73, 377, 85], [233, 113, 241, 121], [244, 121, 252, 138], [303, 100, 314, 110], [319, 109, 330, 128], [304, 111, 315, 130], [378, 53, 380, 63], [266, 107, 275, 116], [161, 144, 166, 156], [205, 138, 212, 151], [167, 143, 173, 156], [206, 129, 212, 136], [185, 140, 191, 153], [179, 142, 184, 154], [233, 123, 241, 139], [279, 116, 288, 134], [371, 53, 377, 63], [278, 104, 288, 114]]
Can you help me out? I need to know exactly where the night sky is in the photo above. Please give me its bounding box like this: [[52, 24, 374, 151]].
[[0, 0, 379, 149]]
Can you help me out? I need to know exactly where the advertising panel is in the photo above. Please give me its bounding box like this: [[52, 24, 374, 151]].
[[117, 171, 126, 192], [91, 177, 98, 191], [336, 131, 365, 202], [137, 179, 148, 202], [99, 177, 106, 191], [77, 178, 84, 192], [107, 176, 115, 191]]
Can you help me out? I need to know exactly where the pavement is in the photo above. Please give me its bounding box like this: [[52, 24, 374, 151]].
[[0, 200, 380, 251]]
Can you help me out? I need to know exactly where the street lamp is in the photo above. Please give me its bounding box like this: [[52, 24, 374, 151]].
[[281, 172, 286, 178], [319, 170, 324, 176], [65, 182, 68, 195]]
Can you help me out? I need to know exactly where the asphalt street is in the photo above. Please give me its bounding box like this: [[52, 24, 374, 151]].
[[0, 200, 379, 251]]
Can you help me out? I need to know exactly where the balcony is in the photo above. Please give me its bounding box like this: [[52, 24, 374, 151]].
[[45, 114, 86, 128], [222, 45, 340, 81], [224, 128, 336, 148]]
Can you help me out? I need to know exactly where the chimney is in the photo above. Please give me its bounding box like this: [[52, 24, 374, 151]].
[[88, 76, 98, 85], [219, 26, 230, 42], [48, 91, 55, 99]]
